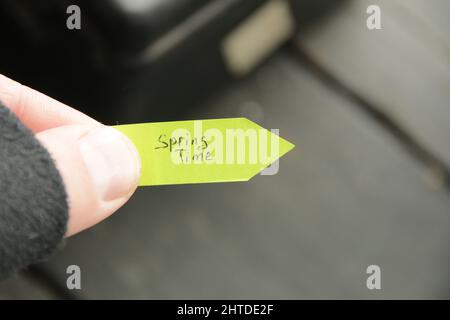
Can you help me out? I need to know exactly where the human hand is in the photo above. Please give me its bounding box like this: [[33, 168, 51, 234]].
[[0, 74, 141, 236]]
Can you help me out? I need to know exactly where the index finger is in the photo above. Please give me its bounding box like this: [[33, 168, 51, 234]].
[[0, 73, 99, 132]]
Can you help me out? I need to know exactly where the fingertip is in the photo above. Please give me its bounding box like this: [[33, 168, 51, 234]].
[[36, 125, 141, 236]]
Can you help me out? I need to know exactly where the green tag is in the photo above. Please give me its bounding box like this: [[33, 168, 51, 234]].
[[114, 118, 294, 186]]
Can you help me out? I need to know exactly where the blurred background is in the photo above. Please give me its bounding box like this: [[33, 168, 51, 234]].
[[1, 0, 450, 299]]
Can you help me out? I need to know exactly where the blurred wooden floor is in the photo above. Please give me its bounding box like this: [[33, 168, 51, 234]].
[[1, 0, 450, 299]]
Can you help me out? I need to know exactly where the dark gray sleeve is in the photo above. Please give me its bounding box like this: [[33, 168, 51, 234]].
[[0, 102, 68, 280]]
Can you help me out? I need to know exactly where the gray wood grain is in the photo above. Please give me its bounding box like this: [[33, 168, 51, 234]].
[[40, 53, 450, 299], [399, 0, 450, 53], [0, 273, 59, 300], [298, 0, 450, 167]]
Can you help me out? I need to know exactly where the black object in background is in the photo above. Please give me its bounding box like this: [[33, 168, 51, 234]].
[[0, 0, 342, 123]]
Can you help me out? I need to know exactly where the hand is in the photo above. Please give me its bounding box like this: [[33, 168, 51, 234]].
[[0, 74, 141, 236]]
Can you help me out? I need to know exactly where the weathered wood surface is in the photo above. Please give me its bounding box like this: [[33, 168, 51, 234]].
[[37, 53, 450, 299], [298, 0, 450, 167], [0, 273, 59, 300]]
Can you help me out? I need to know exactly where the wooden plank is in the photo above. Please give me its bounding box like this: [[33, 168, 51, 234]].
[[0, 273, 59, 299], [297, 0, 450, 167], [40, 53, 450, 299], [399, 0, 450, 52]]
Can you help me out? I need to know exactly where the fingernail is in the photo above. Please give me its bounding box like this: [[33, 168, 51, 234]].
[[78, 126, 141, 201]]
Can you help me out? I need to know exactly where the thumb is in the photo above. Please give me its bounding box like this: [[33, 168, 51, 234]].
[[36, 125, 141, 236]]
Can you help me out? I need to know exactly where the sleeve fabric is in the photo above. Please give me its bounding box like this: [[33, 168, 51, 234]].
[[0, 102, 68, 280]]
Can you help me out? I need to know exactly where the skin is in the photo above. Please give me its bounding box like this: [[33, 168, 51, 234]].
[[0, 74, 141, 236]]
